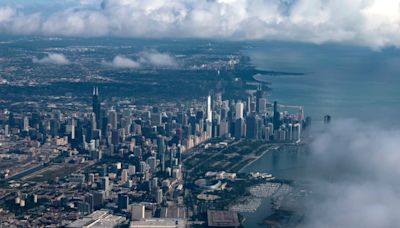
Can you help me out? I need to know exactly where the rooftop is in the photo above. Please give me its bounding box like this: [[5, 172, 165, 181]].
[[207, 210, 240, 227]]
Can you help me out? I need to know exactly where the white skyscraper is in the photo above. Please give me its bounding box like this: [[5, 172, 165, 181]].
[[235, 101, 244, 119], [207, 95, 212, 123], [23, 116, 29, 132], [108, 108, 118, 130]]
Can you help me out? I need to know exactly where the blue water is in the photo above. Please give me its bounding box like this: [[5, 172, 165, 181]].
[[241, 42, 400, 227], [243, 42, 400, 127]]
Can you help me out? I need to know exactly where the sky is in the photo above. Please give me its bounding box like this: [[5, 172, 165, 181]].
[[0, 0, 400, 49]]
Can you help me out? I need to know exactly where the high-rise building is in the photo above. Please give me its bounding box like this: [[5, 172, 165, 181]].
[[156, 189, 163, 204], [258, 98, 267, 113], [245, 114, 258, 139], [118, 193, 129, 211], [235, 101, 244, 119], [101, 177, 110, 192], [157, 135, 165, 157], [121, 169, 128, 184], [293, 123, 301, 142], [108, 109, 118, 130], [273, 101, 280, 130], [234, 118, 245, 138], [90, 113, 97, 131], [93, 191, 104, 210], [92, 87, 101, 128], [207, 95, 212, 123], [255, 83, 267, 113], [23, 116, 29, 132], [85, 193, 94, 213]]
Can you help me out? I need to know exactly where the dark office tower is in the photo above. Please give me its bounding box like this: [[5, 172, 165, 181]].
[[161, 152, 166, 172], [157, 135, 165, 159], [102, 164, 107, 177], [273, 101, 280, 130], [169, 147, 175, 168], [176, 145, 182, 165], [118, 193, 129, 211], [101, 114, 108, 137], [78, 202, 91, 216], [92, 87, 101, 128], [31, 112, 40, 128], [324, 115, 331, 124], [177, 112, 186, 125], [85, 194, 94, 213], [93, 191, 104, 210], [246, 114, 257, 139], [196, 110, 204, 122], [188, 116, 196, 134], [50, 119, 59, 137], [8, 112, 15, 128], [111, 129, 119, 145], [234, 118, 244, 139]]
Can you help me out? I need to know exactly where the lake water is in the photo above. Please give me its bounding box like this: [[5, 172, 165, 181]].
[[240, 42, 400, 227], [243, 42, 400, 126]]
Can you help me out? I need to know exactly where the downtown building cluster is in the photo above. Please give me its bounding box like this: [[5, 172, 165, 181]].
[[0, 86, 307, 227]]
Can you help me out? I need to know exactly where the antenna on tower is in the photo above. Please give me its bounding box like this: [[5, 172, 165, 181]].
[[93, 86, 99, 96]]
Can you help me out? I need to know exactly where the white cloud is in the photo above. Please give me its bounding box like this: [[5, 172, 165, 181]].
[[104, 51, 177, 69], [139, 50, 178, 67], [80, 0, 102, 6], [32, 53, 70, 65], [1, 0, 400, 48], [0, 7, 15, 23], [104, 55, 140, 69], [304, 119, 400, 227]]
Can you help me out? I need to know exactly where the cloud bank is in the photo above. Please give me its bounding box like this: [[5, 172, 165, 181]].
[[104, 50, 177, 69], [1, 0, 400, 48], [304, 119, 400, 227], [32, 53, 70, 65]]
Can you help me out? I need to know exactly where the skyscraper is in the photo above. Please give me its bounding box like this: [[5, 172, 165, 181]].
[[108, 108, 118, 130], [235, 101, 244, 119], [255, 83, 266, 113], [245, 114, 257, 139], [118, 193, 129, 211], [273, 101, 280, 130], [92, 87, 101, 128], [23, 116, 29, 132], [207, 94, 212, 123]]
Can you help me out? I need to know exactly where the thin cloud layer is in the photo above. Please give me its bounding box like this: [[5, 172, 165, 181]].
[[304, 119, 400, 227], [1, 0, 400, 48], [32, 53, 70, 65]]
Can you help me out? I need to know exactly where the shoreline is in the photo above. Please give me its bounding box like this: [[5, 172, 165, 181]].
[[238, 145, 279, 173]]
